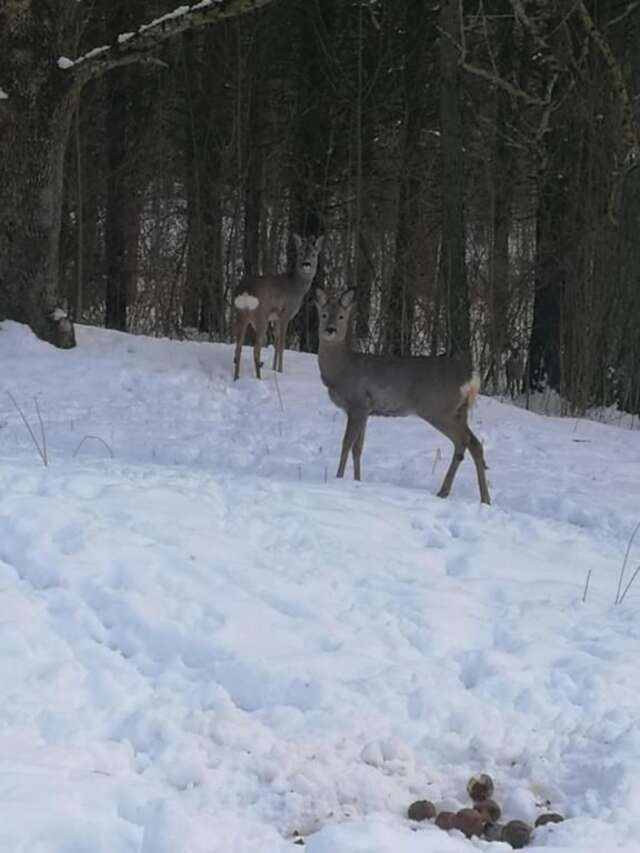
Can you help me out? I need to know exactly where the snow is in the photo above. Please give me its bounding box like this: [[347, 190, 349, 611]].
[[0, 319, 639, 853], [58, 47, 108, 70], [140, 6, 193, 33], [59, 2, 221, 69], [0, 86, 8, 99]]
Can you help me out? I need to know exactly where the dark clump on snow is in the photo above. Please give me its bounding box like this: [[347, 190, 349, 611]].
[[535, 811, 564, 827], [474, 797, 501, 823], [466, 772, 494, 802], [451, 808, 484, 838], [407, 799, 436, 822], [407, 772, 565, 849], [435, 810, 454, 830], [502, 819, 533, 849]]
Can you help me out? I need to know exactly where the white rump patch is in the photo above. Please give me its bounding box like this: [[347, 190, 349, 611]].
[[459, 373, 481, 406], [234, 292, 259, 311]]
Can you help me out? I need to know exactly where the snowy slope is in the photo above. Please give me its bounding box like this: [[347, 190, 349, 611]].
[[0, 320, 639, 853]]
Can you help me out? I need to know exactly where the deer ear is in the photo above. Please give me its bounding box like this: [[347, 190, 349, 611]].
[[340, 288, 356, 309], [315, 235, 325, 253], [315, 287, 328, 308], [293, 233, 302, 250]]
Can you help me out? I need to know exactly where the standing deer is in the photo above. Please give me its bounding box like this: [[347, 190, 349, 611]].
[[315, 288, 491, 504], [505, 344, 525, 398], [232, 233, 324, 380]]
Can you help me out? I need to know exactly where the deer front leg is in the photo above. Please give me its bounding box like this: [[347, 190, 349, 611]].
[[337, 410, 367, 479], [352, 417, 368, 481], [275, 310, 288, 373]]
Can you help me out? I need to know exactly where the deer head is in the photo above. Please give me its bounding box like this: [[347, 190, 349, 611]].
[[315, 287, 356, 343], [293, 233, 324, 278]]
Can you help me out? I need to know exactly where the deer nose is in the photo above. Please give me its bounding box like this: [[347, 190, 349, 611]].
[[325, 326, 337, 336]]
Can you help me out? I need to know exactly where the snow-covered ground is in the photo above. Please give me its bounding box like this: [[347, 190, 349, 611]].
[[0, 320, 639, 853]]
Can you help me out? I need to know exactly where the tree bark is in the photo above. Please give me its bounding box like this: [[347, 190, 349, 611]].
[[182, 28, 227, 336], [439, 0, 470, 358], [488, 2, 515, 390], [105, 65, 130, 331], [0, 7, 77, 347], [385, 0, 432, 355]]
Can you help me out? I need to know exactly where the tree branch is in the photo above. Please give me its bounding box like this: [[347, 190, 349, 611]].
[[607, 1, 640, 28], [460, 60, 548, 106], [573, 0, 639, 151], [59, 0, 275, 86]]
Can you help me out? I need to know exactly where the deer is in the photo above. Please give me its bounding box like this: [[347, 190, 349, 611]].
[[505, 343, 525, 398], [315, 288, 491, 504], [232, 233, 324, 380]]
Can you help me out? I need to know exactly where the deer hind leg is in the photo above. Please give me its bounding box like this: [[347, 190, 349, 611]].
[[271, 320, 279, 370], [436, 419, 490, 505], [437, 440, 465, 499], [467, 426, 491, 504], [430, 409, 466, 499], [337, 410, 367, 479], [233, 314, 251, 381]]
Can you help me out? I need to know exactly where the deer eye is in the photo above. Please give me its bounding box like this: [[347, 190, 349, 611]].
[[338, 314, 344, 320], [321, 312, 328, 319]]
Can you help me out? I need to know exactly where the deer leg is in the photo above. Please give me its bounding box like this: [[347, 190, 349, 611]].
[[437, 441, 465, 499], [352, 417, 368, 481], [271, 320, 279, 370], [466, 427, 491, 505], [233, 315, 250, 381], [337, 411, 367, 479], [253, 320, 266, 380], [276, 311, 288, 373]]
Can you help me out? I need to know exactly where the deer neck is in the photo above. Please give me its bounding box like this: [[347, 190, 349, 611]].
[[291, 266, 315, 295], [318, 335, 353, 387]]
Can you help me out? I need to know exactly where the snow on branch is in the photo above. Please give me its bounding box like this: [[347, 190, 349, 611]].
[[58, 0, 273, 82], [0, 87, 8, 100]]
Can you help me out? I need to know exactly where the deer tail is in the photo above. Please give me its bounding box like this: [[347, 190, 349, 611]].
[[234, 291, 259, 311], [459, 372, 481, 408]]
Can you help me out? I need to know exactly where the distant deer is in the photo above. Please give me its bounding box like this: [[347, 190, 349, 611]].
[[233, 233, 324, 380], [315, 288, 491, 504], [505, 344, 525, 398]]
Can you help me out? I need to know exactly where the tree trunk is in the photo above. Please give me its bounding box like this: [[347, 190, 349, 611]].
[[439, 0, 470, 358], [243, 88, 263, 278], [482, 1, 514, 390], [182, 29, 227, 336], [530, 172, 566, 392], [105, 67, 130, 331], [0, 15, 77, 347], [384, 0, 432, 355]]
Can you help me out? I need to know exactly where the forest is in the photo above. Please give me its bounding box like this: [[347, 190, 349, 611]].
[[1, 0, 639, 414]]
